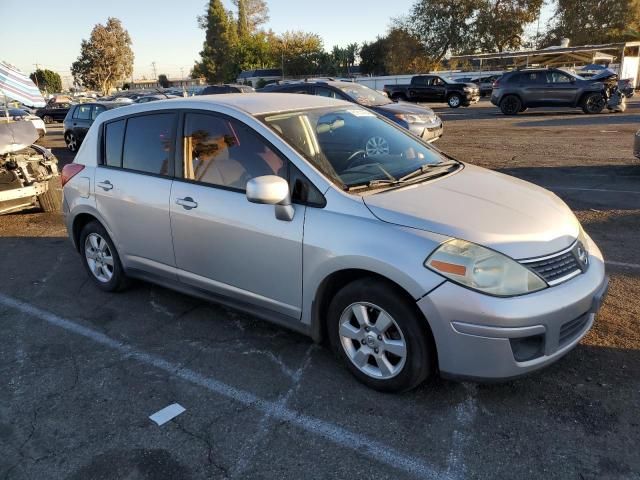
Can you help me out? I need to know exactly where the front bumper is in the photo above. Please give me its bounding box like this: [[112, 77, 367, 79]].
[[417, 239, 608, 381], [462, 94, 480, 106], [409, 120, 444, 142]]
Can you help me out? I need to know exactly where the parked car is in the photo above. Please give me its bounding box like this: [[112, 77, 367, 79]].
[[134, 94, 180, 103], [260, 80, 443, 142], [0, 108, 46, 137], [199, 84, 255, 95], [634, 129, 640, 159], [472, 75, 501, 96], [63, 102, 126, 152], [383, 75, 480, 108], [35, 102, 72, 124], [491, 68, 607, 115], [62, 94, 608, 392], [1, 121, 60, 214]]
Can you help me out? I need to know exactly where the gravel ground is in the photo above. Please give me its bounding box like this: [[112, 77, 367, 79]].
[[0, 100, 639, 480]]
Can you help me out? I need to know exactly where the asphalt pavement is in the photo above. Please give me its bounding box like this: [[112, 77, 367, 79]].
[[1, 99, 639, 480]]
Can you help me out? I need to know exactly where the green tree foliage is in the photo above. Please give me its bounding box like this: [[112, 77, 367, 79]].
[[194, 0, 238, 83], [473, 0, 543, 52], [158, 74, 170, 88], [278, 31, 325, 76], [359, 28, 435, 76], [231, 0, 269, 33], [360, 38, 389, 75], [71, 17, 134, 95], [542, 0, 640, 46], [29, 69, 62, 93], [237, 0, 250, 38]]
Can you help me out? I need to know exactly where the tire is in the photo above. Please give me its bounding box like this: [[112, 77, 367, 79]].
[[79, 221, 129, 292], [65, 132, 79, 152], [38, 177, 62, 212], [327, 278, 434, 392], [392, 93, 407, 102], [43, 115, 54, 124], [447, 93, 462, 108], [500, 95, 522, 115], [519, 106, 528, 112], [582, 92, 605, 114]]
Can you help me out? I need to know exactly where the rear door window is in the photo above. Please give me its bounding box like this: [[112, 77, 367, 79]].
[[122, 113, 176, 176], [73, 104, 91, 120]]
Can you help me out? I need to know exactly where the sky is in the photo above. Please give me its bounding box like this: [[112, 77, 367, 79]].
[[0, 0, 415, 85]]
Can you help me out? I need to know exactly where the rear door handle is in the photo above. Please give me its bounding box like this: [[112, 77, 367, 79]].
[[176, 197, 198, 210], [97, 180, 113, 191]]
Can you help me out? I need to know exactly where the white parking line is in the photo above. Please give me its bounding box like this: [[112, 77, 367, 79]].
[[606, 260, 640, 270], [0, 293, 448, 480]]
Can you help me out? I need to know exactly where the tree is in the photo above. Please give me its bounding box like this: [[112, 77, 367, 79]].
[[385, 28, 436, 74], [158, 74, 170, 88], [29, 69, 62, 93], [194, 0, 238, 83], [542, 0, 640, 46], [237, 0, 250, 37], [403, 0, 479, 62], [71, 17, 134, 95], [473, 0, 543, 52], [360, 38, 389, 76], [277, 31, 325, 76], [231, 0, 269, 33]]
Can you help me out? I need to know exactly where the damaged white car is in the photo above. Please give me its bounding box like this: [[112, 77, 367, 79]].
[[0, 121, 61, 214]]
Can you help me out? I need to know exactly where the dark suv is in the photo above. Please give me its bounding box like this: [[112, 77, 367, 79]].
[[261, 80, 443, 142], [63, 102, 125, 152], [491, 68, 606, 115]]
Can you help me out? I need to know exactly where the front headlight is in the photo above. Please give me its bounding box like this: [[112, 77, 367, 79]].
[[425, 239, 547, 296], [395, 113, 437, 124]]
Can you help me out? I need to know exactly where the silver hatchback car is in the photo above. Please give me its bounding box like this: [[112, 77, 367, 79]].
[[62, 94, 608, 392]]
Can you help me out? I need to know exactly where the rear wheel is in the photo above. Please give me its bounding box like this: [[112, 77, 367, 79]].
[[392, 93, 407, 102], [43, 115, 54, 124], [327, 278, 434, 392], [447, 93, 462, 108], [500, 95, 522, 115], [582, 92, 605, 114], [79, 221, 129, 292], [38, 177, 62, 212], [65, 132, 79, 152]]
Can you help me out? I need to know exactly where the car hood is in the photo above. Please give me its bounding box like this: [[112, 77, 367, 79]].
[[0, 121, 38, 154], [363, 164, 579, 259], [373, 102, 436, 116]]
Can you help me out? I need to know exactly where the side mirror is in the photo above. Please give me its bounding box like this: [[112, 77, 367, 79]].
[[246, 175, 294, 221]]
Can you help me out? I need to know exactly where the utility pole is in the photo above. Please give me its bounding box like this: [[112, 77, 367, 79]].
[[32, 63, 40, 90], [180, 67, 184, 79], [151, 61, 157, 80]]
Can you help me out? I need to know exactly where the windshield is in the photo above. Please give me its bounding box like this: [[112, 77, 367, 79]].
[[258, 105, 453, 190], [337, 83, 392, 107]]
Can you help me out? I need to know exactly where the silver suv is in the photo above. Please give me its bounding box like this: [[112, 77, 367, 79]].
[[62, 94, 608, 391]]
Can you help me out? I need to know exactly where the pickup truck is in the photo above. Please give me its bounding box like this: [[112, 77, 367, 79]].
[[384, 75, 480, 108]]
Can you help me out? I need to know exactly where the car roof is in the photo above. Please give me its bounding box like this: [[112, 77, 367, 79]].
[[95, 93, 349, 124]]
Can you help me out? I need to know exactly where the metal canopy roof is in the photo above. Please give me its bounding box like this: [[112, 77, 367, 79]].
[[450, 42, 640, 67]]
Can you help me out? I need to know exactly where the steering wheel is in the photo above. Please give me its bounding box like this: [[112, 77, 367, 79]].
[[343, 150, 367, 170]]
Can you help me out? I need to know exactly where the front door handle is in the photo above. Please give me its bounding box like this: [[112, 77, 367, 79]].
[[97, 180, 113, 191], [176, 197, 198, 210]]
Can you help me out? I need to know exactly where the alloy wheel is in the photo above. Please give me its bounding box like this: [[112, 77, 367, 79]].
[[66, 133, 78, 152], [585, 94, 605, 114], [365, 136, 390, 156], [338, 302, 407, 380], [84, 233, 114, 283], [448, 95, 461, 107]]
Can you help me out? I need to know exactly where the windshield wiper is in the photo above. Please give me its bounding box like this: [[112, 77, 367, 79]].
[[345, 178, 401, 192], [398, 160, 459, 182]]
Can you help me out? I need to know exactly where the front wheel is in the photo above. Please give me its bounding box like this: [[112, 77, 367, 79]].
[[582, 93, 605, 114], [327, 278, 434, 392], [43, 115, 54, 124], [447, 93, 462, 108]]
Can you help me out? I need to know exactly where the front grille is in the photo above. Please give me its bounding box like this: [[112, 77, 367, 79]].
[[559, 313, 589, 346], [521, 242, 587, 286]]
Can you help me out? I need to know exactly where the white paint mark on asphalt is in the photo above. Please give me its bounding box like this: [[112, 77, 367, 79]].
[[150, 300, 173, 317], [606, 260, 640, 270], [150, 403, 186, 426], [445, 383, 478, 480], [230, 345, 316, 478], [548, 186, 640, 195], [240, 349, 295, 379], [0, 293, 448, 480]]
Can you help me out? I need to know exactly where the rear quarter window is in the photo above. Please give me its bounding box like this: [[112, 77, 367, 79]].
[[104, 119, 125, 167]]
